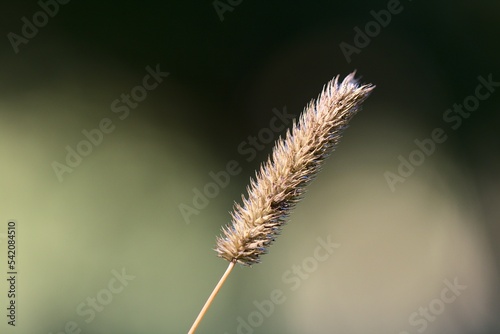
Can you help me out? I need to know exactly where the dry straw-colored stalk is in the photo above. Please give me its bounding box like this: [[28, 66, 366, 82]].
[[188, 72, 374, 334]]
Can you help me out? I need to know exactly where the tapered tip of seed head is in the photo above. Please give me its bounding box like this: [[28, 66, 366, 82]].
[[215, 72, 374, 266], [330, 71, 375, 103]]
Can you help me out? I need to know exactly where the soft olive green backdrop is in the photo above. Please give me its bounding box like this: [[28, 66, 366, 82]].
[[0, 1, 499, 333]]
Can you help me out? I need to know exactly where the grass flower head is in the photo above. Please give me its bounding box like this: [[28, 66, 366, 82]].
[[215, 72, 375, 266]]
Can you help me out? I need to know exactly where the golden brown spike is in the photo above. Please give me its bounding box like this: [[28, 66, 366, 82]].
[[215, 72, 374, 266]]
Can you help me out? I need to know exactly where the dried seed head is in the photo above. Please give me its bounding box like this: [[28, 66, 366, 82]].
[[215, 72, 375, 266]]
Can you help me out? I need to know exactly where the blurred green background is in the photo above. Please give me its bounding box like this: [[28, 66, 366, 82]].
[[0, 1, 499, 333]]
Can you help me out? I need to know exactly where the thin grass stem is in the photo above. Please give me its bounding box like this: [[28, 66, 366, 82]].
[[187, 260, 236, 334]]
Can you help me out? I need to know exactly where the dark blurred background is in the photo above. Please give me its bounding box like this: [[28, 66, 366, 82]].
[[0, 1, 499, 333]]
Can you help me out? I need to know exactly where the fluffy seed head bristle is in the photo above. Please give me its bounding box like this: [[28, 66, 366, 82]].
[[215, 72, 375, 266]]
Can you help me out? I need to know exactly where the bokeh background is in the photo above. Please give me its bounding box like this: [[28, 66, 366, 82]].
[[0, 1, 499, 333]]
